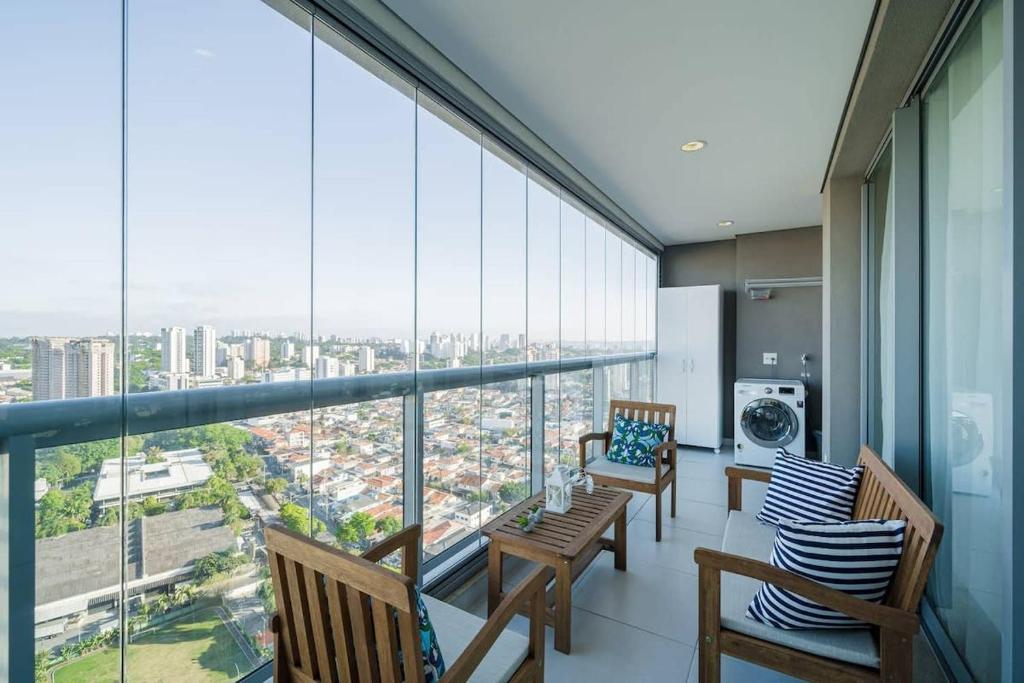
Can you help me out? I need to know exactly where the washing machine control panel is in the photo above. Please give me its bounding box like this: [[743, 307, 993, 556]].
[[778, 386, 795, 395]]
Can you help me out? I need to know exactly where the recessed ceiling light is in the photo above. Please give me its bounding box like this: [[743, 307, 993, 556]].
[[718, 219, 734, 228], [681, 140, 706, 152]]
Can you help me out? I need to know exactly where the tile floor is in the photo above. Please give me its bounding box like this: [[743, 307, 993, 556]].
[[444, 446, 949, 682]]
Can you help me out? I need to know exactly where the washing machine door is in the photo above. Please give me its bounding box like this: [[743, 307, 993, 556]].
[[740, 398, 799, 449]]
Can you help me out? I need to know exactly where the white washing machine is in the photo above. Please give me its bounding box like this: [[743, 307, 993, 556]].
[[734, 379, 806, 467]]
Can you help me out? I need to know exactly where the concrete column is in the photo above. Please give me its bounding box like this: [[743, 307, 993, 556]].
[[822, 176, 862, 466]]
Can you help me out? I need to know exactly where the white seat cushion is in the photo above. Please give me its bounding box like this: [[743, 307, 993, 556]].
[[588, 457, 669, 484], [421, 595, 529, 683], [719, 511, 880, 669]]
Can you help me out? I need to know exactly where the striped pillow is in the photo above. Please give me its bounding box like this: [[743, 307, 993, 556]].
[[746, 518, 907, 629], [756, 452, 863, 526]]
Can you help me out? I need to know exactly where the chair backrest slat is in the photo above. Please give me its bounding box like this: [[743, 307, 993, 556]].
[[372, 598, 401, 682], [266, 525, 419, 683], [607, 399, 677, 441], [303, 565, 338, 683], [851, 445, 944, 612]]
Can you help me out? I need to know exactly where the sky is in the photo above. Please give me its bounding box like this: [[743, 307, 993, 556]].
[[1, 0, 655, 344]]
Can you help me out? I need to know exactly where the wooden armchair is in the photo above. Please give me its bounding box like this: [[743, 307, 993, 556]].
[[694, 445, 943, 682], [266, 523, 546, 682], [579, 400, 677, 541]]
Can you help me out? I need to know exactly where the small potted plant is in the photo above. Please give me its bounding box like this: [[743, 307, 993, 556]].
[[517, 514, 535, 533], [529, 504, 544, 524]]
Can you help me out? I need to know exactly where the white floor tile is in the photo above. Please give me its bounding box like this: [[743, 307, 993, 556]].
[[572, 554, 699, 644], [618, 518, 722, 576], [636, 495, 730, 536], [686, 652, 803, 683], [504, 607, 695, 683]]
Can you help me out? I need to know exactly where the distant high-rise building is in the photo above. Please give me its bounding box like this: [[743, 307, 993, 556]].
[[340, 362, 356, 377], [161, 327, 187, 373], [31, 337, 69, 400], [164, 372, 190, 391], [246, 337, 271, 368], [315, 356, 339, 378], [193, 325, 216, 378], [358, 346, 375, 373], [280, 340, 295, 360], [302, 345, 320, 368], [226, 356, 246, 381], [31, 337, 114, 401]]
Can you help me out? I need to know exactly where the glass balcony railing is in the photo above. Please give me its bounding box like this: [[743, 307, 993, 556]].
[[0, 350, 653, 681]]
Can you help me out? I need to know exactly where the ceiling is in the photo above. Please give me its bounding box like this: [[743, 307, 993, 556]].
[[381, 0, 875, 246]]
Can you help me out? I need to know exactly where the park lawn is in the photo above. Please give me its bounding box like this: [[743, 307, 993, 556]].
[[53, 608, 254, 683]]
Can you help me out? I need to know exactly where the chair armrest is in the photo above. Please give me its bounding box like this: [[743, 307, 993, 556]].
[[443, 566, 548, 683], [578, 431, 611, 467], [693, 547, 919, 635], [654, 440, 678, 467], [362, 523, 421, 581], [725, 465, 771, 510]]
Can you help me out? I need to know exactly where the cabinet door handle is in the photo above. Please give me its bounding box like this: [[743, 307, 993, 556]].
[[690, 358, 695, 372]]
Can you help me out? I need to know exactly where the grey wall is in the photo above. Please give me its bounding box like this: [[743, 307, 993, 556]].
[[822, 178, 862, 466], [661, 227, 823, 452]]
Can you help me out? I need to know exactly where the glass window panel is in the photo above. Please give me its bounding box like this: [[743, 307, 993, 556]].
[[312, 20, 415, 557], [417, 94, 482, 560], [124, 1, 313, 676], [922, 1, 1004, 680], [559, 198, 589, 463], [622, 243, 637, 357], [527, 173, 561, 472], [482, 139, 529, 511], [3, 2, 123, 674], [586, 215, 607, 357]]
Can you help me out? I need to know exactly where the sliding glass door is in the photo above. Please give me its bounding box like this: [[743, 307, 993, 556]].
[[921, 0, 1004, 679]]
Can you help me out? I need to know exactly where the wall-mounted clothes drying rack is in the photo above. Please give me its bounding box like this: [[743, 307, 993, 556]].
[[744, 276, 822, 300]]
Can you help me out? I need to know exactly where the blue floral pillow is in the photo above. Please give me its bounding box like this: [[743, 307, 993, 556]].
[[415, 590, 446, 682], [606, 413, 669, 467]]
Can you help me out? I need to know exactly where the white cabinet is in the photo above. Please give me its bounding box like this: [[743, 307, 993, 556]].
[[656, 285, 723, 451]]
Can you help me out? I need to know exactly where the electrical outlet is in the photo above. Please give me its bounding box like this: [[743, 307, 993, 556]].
[[763, 352, 778, 366]]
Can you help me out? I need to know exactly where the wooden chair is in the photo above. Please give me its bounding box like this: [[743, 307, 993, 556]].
[[266, 523, 547, 682], [694, 445, 944, 682], [578, 400, 677, 541]]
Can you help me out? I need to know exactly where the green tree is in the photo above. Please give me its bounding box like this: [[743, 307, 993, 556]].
[[499, 481, 528, 504], [336, 511, 377, 551], [279, 502, 325, 536], [141, 496, 167, 516], [265, 477, 288, 496], [193, 550, 246, 585], [375, 515, 402, 537], [144, 446, 165, 464], [35, 484, 94, 538]]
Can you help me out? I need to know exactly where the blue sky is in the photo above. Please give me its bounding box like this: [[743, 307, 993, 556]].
[[1, 0, 654, 344]]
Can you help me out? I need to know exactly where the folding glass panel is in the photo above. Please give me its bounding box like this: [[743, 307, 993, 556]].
[[482, 139, 529, 512], [416, 94, 482, 560], [311, 19, 415, 556], [123, 1, 313, 675], [3, 2, 124, 677], [527, 173, 562, 472]]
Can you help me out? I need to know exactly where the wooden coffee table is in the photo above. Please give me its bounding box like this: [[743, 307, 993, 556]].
[[482, 486, 632, 654]]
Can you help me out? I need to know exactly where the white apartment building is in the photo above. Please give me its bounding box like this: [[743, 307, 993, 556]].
[[315, 356, 339, 378], [160, 327, 187, 373], [279, 340, 295, 360], [358, 346, 375, 373], [31, 337, 115, 401], [192, 325, 216, 378], [303, 344, 320, 368], [227, 355, 246, 381], [246, 337, 271, 368]]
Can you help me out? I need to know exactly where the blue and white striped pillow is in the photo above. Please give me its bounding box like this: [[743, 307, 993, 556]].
[[756, 452, 863, 526], [746, 518, 907, 629]]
